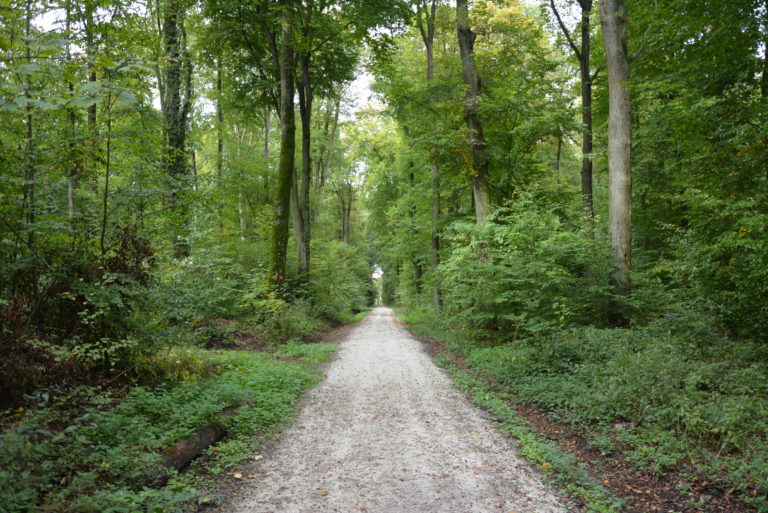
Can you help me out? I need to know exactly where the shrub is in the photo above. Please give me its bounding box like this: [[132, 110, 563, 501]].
[[440, 194, 612, 341]]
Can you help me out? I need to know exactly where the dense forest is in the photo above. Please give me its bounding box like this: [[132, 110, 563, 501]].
[[1, 0, 767, 511]]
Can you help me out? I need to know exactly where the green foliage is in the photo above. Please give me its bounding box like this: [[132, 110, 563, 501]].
[[276, 343, 338, 365], [464, 326, 768, 506], [0, 350, 320, 513], [309, 240, 375, 321], [440, 194, 612, 341]]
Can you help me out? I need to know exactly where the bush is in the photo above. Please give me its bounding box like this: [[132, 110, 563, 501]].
[[440, 194, 612, 342], [466, 326, 768, 503]]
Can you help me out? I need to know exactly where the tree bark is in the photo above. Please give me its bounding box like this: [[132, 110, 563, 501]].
[[269, 0, 296, 286], [264, 107, 271, 200], [161, 0, 192, 257], [600, 0, 632, 297], [322, 93, 341, 189], [418, 0, 442, 312], [456, 0, 490, 223], [23, 0, 35, 256], [579, 2, 594, 216], [550, 0, 594, 216], [216, 58, 224, 224], [295, 51, 312, 276]]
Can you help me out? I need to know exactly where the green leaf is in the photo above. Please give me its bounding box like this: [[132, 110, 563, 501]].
[[117, 90, 138, 106]]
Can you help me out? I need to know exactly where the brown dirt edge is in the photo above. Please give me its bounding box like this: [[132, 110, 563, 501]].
[[401, 322, 757, 513]]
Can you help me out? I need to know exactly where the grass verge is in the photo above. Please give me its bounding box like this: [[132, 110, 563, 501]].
[[0, 343, 338, 513]]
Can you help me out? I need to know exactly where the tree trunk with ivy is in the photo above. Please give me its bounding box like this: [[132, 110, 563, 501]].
[[269, 0, 296, 286]]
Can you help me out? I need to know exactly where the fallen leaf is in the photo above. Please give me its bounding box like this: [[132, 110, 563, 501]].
[[233, 473, 243, 479]]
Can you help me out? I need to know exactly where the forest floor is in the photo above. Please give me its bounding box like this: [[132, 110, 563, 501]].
[[209, 306, 570, 513]]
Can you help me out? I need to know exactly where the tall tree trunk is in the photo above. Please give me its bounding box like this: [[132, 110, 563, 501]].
[[24, 0, 35, 257], [456, 0, 490, 223], [161, 0, 192, 258], [238, 191, 247, 241], [295, 52, 312, 276], [290, 171, 307, 273], [65, 0, 76, 222], [418, 0, 442, 312], [315, 99, 332, 187], [264, 107, 270, 200], [601, 0, 632, 298], [579, 2, 594, 216], [216, 58, 224, 224], [268, 0, 295, 285], [550, 0, 594, 216], [322, 93, 341, 189]]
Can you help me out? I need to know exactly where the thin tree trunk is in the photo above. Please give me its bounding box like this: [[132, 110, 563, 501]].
[[238, 191, 247, 241], [550, 0, 594, 215], [290, 171, 307, 272], [24, 0, 35, 257], [556, 133, 563, 184], [601, 0, 632, 298], [100, 115, 112, 256], [322, 94, 341, 189], [216, 58, 224, 224], [456, 0, 490, 223], [315, 100, 332, 187], [296, 52, 312, 276], [264, 107, 270, 200], [418, 0, 442, 312], [268, 0, 295, 285], [66, 0, 76, 222], [580, 6, 594, 216]]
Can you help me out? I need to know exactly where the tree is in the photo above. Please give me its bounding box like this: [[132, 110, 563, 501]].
[[600, 0, 631, 298], [159, 0, 193, 257], [549, 0, 597, 216], [269, 0, 297, 286], [415, 0, 442, 312], [456, 0, 490, 223]]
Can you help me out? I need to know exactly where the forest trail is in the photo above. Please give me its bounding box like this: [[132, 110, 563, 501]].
[[226, 307, 569, 513]]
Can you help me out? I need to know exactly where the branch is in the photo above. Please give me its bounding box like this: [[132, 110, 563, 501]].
[[549, 0, 582, 61], [591, 62, 603, 82], [630, 24, 652, 63]]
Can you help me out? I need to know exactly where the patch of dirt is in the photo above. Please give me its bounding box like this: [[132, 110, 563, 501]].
[[410, 326, 757, 513]]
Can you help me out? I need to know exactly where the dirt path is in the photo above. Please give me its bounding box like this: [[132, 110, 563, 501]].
[[228, 307, 569, 513]]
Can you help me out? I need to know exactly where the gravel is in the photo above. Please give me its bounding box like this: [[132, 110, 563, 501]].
[[228, 307, 570, 513]]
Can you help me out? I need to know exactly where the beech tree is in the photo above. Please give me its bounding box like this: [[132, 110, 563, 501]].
[[549, 0, 597, 216], [456, 0, 490, 223], [600, 0, 632, 298], [269, 0, 296, 285]]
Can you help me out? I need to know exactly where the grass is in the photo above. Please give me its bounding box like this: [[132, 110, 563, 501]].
[[0, 343, 338, 513]]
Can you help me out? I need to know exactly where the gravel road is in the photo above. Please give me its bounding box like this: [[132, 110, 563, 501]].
[[229, 307, 569, 513]]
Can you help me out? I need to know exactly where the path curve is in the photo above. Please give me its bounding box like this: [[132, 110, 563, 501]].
[[229, 307, 569, 513]]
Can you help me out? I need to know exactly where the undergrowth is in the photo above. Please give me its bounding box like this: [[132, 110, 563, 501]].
[[398, 307, 768, 512], [0, 344, 337, 513]]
